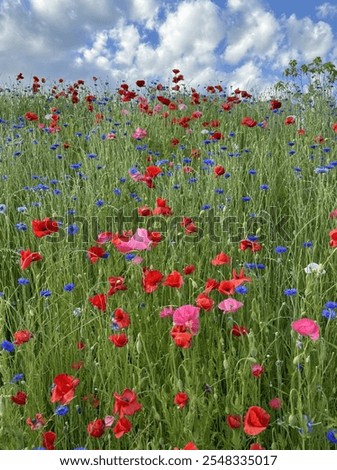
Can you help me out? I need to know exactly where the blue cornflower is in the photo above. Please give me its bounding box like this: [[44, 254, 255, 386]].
[[95, 199, 104, 207], [326, 430, 337, 444], [0, 204, 7, 213], [1, 339, 15, 352], [40, 289, 51, 297], [188, 178, 198, 184], [235, 285, 248, 294], [87, 153, 97, 159], [260, 184, 269, 190], [284, 288, 297, 296], [55, 405, 69, 416], [275, 246, 287, 254], [53, 189, 61, 195], [201, 204, 211, 210], [247, 235, 259, 241], [321, 309, 336, 320], [125, 253, 136, 261], [70, 163, 82, 170], [325, 301, 337, 309], [182, 158, 192, 164], [10, 373, 25, 383], [64, 283, 75, 292], [224, 173, 231, 178], [214, 188, 224, 194], [15, 222, 27, 231], [241, 196, 251, 202], [302, 241, 313, 248], [17, 206, 28, 213], [67, 224, 79, 235], [113, 188, 121, 196], [18, 278, 29, 285], [248, 169, 257, 175], [203, 159, 215, 166]]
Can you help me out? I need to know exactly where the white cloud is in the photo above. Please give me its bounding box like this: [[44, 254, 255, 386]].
[[316, 2, 337, 19], [286, 14, 333, 61]]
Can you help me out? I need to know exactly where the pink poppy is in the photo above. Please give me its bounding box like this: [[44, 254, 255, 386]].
[[218, 298, 243, 313], [291, 318, 320, 341], [173, 305, 200, 335], [116, 228, 151, 253]]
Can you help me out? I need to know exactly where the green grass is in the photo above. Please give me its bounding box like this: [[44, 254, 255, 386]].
[[0, 80, 337, 450]]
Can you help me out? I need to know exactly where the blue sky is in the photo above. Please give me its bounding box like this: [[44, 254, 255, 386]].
[[0, 0, 336, 91]]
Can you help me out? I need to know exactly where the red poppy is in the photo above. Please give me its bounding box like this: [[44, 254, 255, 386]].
[[203, 278, 219, 294], [180, 217, 197, 234], [171, 138, 180, 146], [153, 198, 173, 216], [221, 102, 232, 111], [142, 268, 163, 293], [136, 80, 145, 87], [26, 413, 45, 430], [170, 325, 192, 349], [270, 100, 282, 110], [251, 364, 264, 378], [113, 417, 132, 438], [284, 116, 295, 125], [113, 389, 142, 418], [87, 246, 107, 263], [107, 276, 127, 296], [147, 230, 162, 246], [89, 293, 107, 311], [20, 249, 43, 270], [250, 443, 266, 450], [297, 128, 305, 135], [211, 131, 224, 140], [50, 373, 80, 405], [157, 96, 171, 106], [138, 206, 153, 217], [243, 406, 270, 436], [226, 414, 241, 429], [108, 333, 128, 348], [183, 265, 195, 275], [162, 270, 184, 288], [17, 72, 24, 80], [231, 325, 249, 336], [268, 397, 282, 409], [329, 228, 337, 247], [218, 279, 243, 296], [25, 112, 39, 121], [174, 392, 189, 408], [113, 308, 130, 329], [232, 268, 252, 283], [71, 361, 84, 370], [11, 391, 27, 405], [183, 442, 198, 450], [214, 165, 225, 176], [241, 117, 257, 127], [87, 419, 105, 438], [239, 239, 262, 252], [13, 329, 32, 345], [332, 123, 337, 133], [195, 293, 214, 311], [32, 218, 59, 238], [211, 252, 231, 266], [42, 431, 56, 450], [145, 166, 162, 178]]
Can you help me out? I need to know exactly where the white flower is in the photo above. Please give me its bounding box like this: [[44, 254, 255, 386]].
[[304, 263, 326, 275]]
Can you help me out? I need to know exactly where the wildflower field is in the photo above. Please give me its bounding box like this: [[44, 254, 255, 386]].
[[1, 69, 337, 451]]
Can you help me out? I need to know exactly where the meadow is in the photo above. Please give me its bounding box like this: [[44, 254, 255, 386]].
[[0, 69, 337, 450]]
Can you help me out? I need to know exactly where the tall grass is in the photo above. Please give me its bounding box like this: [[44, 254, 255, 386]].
[[0, 77, 337, 450]]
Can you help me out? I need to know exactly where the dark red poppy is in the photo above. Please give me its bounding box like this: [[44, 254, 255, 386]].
[[226, 414, 241, 429], [113, 417, 132, 438], [142, 268, 163, 293], [87, 419, 105, 438], [162, 271, 184, 288], [138, 206, 153, 217], [113, 389, 142, 418], [136, 80, 145, 87], [50, 373, 80, 405], [174, 392, 189, 408], [157, 96, 171, 106], [284, 116, 295, 125], [231, 325, 249, 336], [31, 218, 58, 238], [270, 100, 282, 110], [183, 265, 195, 275], [243, 406, 270, 436], [11, 391, 27, 405], [42, 431, 56, 450], [13, 329, 32, 345], [16, 72, 24, 80], [87, 246, 107, 263], [108, 333, 128, 348], [89, 293, 107, 311]]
